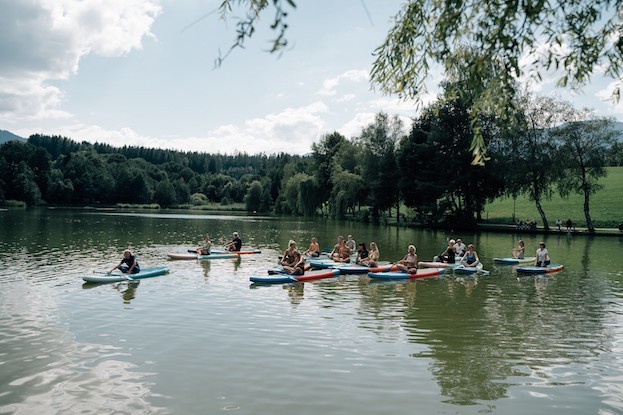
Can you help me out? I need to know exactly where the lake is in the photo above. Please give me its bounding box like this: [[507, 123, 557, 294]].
[[1, 208, 622, 415]]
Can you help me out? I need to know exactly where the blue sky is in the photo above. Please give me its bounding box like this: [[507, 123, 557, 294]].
[[1, 0, 621, 155]]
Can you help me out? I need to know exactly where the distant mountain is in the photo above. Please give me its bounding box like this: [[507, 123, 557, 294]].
[[0, 130, 26, 144]]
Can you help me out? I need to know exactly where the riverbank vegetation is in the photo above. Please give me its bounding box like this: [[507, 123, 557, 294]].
[[1, 85, 621, 232]]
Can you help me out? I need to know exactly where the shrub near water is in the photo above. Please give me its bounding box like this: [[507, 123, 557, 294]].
[[483, 166, 623, 228]]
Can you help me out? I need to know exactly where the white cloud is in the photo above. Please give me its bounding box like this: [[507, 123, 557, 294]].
[[0, 0, 161, 120], [318, 69, 369, 96]]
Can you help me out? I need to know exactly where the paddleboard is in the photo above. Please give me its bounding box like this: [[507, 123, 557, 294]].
[[82, 266, 169, 283], [367, 268, 445, 280], [309, 258, 350, 269], [250, 268, 340, 284], [418, 261, 460, 269], [167, 252, 240, 260], [516, 264, 564, 274], [331, 262, 393, 274], [453, 263, 484, 274], [267, 264, 312, 274], [493, 257, 536, 264]]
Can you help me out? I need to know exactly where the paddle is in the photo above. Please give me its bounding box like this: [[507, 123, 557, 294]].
[[93, 270, 135, 281]]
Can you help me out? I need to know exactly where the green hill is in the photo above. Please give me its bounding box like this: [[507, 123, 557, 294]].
[[483, 166, 623, 228], [0, 130, 26, 144]]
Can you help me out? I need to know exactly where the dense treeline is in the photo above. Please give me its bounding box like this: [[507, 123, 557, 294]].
[[1, 82, 621, 232]]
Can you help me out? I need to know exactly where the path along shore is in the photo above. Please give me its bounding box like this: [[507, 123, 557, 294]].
[[477, 222, 623, 237]]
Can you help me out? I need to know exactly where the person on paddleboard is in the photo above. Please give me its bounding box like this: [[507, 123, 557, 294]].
[[196, 235, 212, 255], [328, 236, 351, 262], [396, 245, 418, 274], [280, 240, 305, 275], [439, 239, 456, 263], [454, 238, 467, 257], [109, 249, 140, 274], [346, 235, 357, 251], [355, 242, 369, 265], [512, 240, 525, 259], [303, 236, 320, 257], [460, 244, 480, 267], [224, 232, 242, 251], [535, 242, 550, 267]]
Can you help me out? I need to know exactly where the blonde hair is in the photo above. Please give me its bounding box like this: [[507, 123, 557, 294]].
[[408, 245, 416, 252]]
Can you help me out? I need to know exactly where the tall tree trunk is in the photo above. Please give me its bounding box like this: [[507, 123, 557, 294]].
[[396, 200, 400, 224], [583, 188, 595, 232], [535, 199, 549, 230]]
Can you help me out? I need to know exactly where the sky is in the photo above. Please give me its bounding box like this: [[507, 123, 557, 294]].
[[1, 0, 622, 156]]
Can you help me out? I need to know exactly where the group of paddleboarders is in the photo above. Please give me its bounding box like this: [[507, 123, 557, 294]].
[[436, 238, 480, 268], [511, 240, 551, 266], [195, 231, 242, 255], [111, 231, 245, 274]]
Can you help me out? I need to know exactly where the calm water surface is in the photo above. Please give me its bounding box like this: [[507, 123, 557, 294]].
[[0, 208, 622, 415]]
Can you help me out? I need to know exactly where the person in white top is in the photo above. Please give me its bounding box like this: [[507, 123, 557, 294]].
[[454, 238, 466, 257], [535, 242, 550, 267], [346, 235, 357, 251], [396, 245, 418, 274]]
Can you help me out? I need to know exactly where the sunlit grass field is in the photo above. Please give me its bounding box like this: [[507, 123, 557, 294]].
[[483, 166, 623, 228]]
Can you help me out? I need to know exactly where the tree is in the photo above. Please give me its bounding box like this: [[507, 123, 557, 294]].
[[217, 1, 623, 164], [154, 180, 177, 207], [509, 93, 571, 230], [552, 113, 617, 232], [244, 180, 263, 212], [311, 132, 347, 205], [357, 113, 402, 222]]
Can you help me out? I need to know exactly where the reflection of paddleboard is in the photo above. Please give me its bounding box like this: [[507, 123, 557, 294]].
[[367, 268, 445, 280], [493, 257, 536, 264], [516, 264, 564, 274], [250, 269, 340, 284], [82, 266, 169, 283]]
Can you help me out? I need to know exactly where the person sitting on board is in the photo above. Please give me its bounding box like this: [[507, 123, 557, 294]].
[[355, 242, 369, 265], [335, 238, 352, 263], [196, 234, 212, 255], [109, 249, 140, 274], [359, 241, 380, 267], [512, 240, 525, 259], [460, 244, 480, 267], [439, 239, 456, 263], [396, 245, 418, 274], [454, 238, 466, 257], [535, 242, 550, 267], [224, 232, 242, 251], [303, 236, 320, 257], [346, 234, 357, 251], [327, 235, 344, 259], [280, 240, 305, 275], [285, 255, 306, 276]]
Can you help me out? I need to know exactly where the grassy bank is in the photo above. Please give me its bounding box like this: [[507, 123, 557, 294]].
[[482, 166, 623, 228]]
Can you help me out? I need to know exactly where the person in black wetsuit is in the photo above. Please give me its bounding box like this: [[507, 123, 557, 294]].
[[225, 232, 242, 251], [109, 249, 140, 274]]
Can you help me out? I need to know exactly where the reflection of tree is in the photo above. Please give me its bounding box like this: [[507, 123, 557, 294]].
[[580, 235, 594, 275], [355, 279, 512, 404], [354, 274, 611, 406]]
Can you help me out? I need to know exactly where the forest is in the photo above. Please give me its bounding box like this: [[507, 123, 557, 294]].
[[2, 84, 622, 232]]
